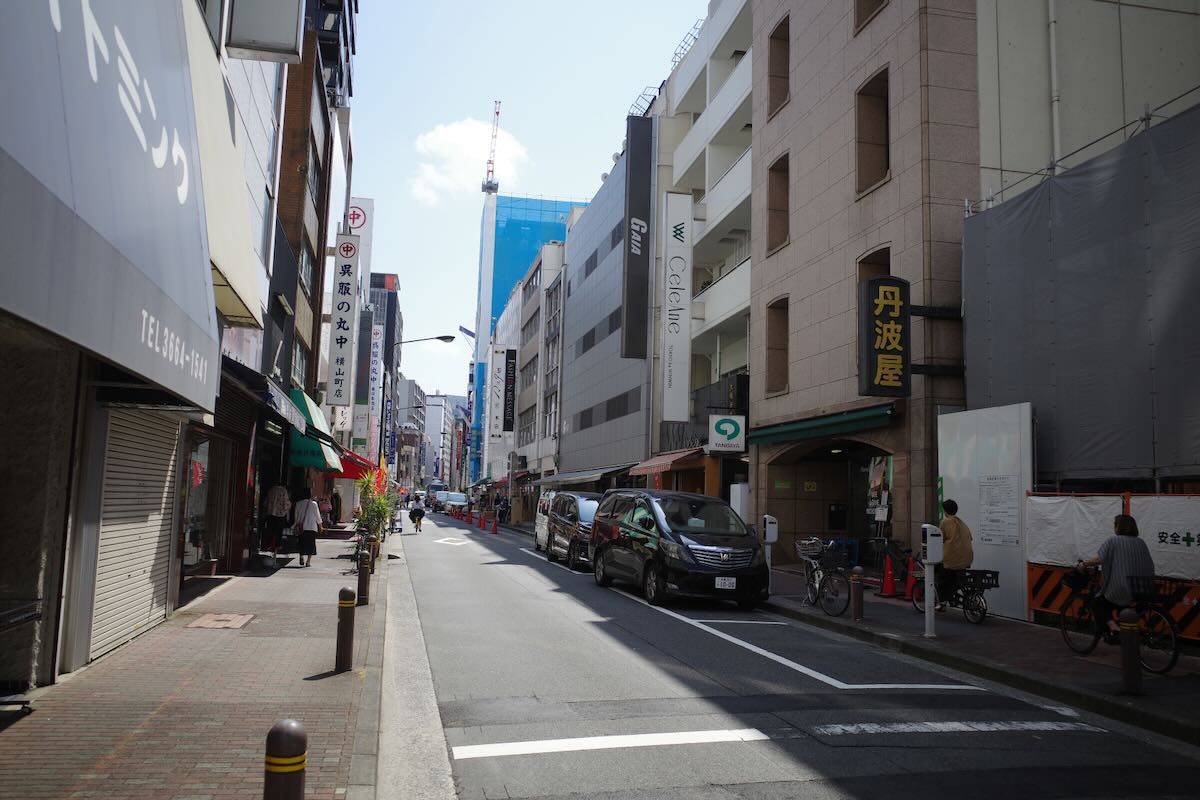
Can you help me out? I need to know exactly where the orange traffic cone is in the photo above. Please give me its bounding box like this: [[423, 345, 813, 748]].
[[877, 555, 898, 597], [903, 556, 917, 600], [479, 513, 486, 531], [491, 515, 499, 535]]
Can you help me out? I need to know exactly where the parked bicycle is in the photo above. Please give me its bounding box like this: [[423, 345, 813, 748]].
[[1058, 566, 1180, 674], [794, 537, 851, 616], [910, 558, 996, 624]]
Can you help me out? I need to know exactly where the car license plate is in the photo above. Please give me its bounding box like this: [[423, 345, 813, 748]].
[[715, 576, 737, 590]]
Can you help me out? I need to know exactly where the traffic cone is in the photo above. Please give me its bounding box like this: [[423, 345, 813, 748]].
[[903, 556, 917, 600], [479, 514, 486, 531], [491, 515, 499, 535], [877, 555, 898, 597]]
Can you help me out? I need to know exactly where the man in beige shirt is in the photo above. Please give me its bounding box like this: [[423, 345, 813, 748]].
[[936, 499, 974, 609]]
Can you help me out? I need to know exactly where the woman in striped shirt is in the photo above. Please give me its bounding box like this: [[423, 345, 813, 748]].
[[1078, 514, 1156, 635]]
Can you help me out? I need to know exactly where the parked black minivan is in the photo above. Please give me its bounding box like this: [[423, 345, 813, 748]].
[[588, 490, 768, 609], [545, 491, 602, 569]]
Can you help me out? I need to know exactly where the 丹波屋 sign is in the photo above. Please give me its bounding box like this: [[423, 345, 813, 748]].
[[857, 276, 911, 397], [707, 415, 746, 453], [327, 235, 361, 406]]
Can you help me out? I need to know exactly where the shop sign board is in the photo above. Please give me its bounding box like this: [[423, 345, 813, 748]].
[[328, 234, 361, 406], [707, 415, 746, 453], [488, 346, 506, 442], [661, 192, 693, 421], [369, 325, 383, 417], [857, 276, 911, 397], [621, 115, 653, 359], [503, 348, 517, 432]]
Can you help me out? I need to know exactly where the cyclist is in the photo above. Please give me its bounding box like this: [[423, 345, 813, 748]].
[[937, 499, 974, 610], [409, 498, 426, 533], [1077, 514, 1155, 637]]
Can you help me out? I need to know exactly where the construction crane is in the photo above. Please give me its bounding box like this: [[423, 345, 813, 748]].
[[481, 100, 501, 194]]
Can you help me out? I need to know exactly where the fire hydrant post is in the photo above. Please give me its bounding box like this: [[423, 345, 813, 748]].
[[263, 719, 306, 800], [357, 551, 370, 606], [1119, 608, 1143, 695], [850, 566, 864, 621], [336, 586, 355, 673]]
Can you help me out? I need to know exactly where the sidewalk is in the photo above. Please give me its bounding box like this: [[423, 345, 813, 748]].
[[0, 535, 388, 800], [766, 567, 1200, 745]]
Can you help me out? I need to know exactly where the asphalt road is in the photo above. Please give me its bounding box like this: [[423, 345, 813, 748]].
[[399, 515, 1200, 800]]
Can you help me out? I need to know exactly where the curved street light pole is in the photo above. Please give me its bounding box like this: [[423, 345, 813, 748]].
[[378, 335, 455, 481]]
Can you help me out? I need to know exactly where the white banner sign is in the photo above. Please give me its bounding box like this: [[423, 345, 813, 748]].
[[1130, 496, 1200, 581], [351, 405, 368, 457], [328, 234, 360, 406], [349, 197, 375, 271], [1025, 496, 1123, 567], [488, 346, 507, 442], [369, 325, 384, 417], [661, 192, 692, 422]]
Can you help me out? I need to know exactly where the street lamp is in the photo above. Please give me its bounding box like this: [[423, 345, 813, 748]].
[[377, 333, 454, 475]]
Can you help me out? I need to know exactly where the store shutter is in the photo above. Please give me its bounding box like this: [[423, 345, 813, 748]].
[[89, 409, 182, 660], [214, 377, 257, 437]]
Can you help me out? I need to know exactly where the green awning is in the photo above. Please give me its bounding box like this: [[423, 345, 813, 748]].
[[469, 476, 493, 489], [288, 389, 342, 471], [748, 403, 895, 446]]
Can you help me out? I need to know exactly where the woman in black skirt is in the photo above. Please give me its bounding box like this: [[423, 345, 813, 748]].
[[291, 487, 322, 567]]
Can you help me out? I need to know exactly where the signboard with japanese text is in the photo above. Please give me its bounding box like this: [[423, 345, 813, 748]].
[[328, 234, 361, 405], [857, 276, 911, 397], [369, 325, 384, 418], [661, 193, 693, 421], [503, 349, 517, 432], [0, 1, 218, 409], [1130, 496, 1200, 581]]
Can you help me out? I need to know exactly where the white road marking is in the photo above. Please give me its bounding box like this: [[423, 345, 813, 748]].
[[452, 728, 769, 760], [813, 720, 1106, 736], [626, 595, 984, 692], [434, 537, 469, 546], [520, 548, 576, 573], [694, 619, 787, 625], [1043, 704, 1081, 718]]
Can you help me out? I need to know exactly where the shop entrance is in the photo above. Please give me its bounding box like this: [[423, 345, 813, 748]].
[[764, 439, 893, 568], [180, 430, 235, 578]]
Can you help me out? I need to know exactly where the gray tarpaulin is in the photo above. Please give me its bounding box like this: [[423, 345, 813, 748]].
[[963, 103, 1200, 480]]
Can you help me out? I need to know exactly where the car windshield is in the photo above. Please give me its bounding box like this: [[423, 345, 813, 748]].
[[578, 499, 599, 522], [653, 497, 748, 536], [447, 493, 467, 504]]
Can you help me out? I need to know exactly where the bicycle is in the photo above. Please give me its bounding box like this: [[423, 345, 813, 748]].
[[910, 561, 994, 624], [794, 538, 851, 616], [1058, 567, 1180, 674]]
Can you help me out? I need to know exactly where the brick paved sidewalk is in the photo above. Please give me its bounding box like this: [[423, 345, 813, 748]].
[[766, 566, 1200, 745], [0, 538, 385, 800]]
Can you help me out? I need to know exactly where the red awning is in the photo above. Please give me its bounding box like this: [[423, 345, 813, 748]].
[[328, 448, 375, 480], [628, 448, 705, 476]]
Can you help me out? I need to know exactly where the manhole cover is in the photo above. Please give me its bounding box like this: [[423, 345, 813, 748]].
[[187, 613, 254, 629]]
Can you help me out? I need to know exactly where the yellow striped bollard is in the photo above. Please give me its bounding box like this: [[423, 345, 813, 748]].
[[263, 719, 306, 799], [336, 587, 356, 673]]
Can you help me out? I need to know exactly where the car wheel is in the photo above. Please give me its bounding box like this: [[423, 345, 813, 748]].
[[593, 548, 613, 587], [643, 562, 665, 606], [533, 531, 542, 551], [546, 531, 558, 563]]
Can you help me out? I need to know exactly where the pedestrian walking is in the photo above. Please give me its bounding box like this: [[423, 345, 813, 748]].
[[936, 499, 974, 609], [264, 484, 291, 567], [291, 488, 322, 567]]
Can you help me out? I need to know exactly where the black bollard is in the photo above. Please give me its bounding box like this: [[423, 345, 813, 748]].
[[263, 719, 306, 800], [369, 538, 377, 574], [1119, 608, 1143, 695], [357, 550, 370, 606], [850, 566, 864, 621], [336, 587, 356, 673]]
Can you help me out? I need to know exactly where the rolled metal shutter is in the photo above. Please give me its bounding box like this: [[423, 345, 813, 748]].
[[214, 378, 257, 437], [89, 409, 181, 659]]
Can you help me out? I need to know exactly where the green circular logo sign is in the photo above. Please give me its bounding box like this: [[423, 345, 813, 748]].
[[714, 417, 741, 440]]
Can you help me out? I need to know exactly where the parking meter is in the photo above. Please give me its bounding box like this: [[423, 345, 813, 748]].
[[762, 515, 779, 544], [920, 523, 942, 638]]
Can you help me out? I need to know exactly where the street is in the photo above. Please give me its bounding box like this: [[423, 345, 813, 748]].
[[394, 516, 1200, 800]]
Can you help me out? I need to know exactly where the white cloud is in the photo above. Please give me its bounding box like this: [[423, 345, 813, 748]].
[[408, 118, 529, 206]]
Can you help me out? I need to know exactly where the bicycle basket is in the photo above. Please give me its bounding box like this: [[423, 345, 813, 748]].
[[1127, 575, 1165, 603], [1060, 569, 1092, 591], [795, 538, 824, 558], [819, 549, 849, 569], [960, 569, 999, 590]]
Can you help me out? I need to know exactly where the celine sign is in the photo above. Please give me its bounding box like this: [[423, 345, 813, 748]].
[[328, 234, 361, 406], [621, 115, 654, 359], [857, 276, 911, 397], [661, 192, 693, 422]]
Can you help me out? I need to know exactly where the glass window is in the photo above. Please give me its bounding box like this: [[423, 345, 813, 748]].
[[578, 499, 599, 523], [298, 244, 315, 298], [653, 497, 749, 536], [292, 340, 309, 388], [626, 503, 657, 531]]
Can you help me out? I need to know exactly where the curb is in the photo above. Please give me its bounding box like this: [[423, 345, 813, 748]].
[[763, 599, 1200, 746], [347, 542, 389, 800]]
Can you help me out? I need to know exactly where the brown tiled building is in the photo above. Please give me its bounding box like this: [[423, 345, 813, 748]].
[[748, 0, 977, 560]]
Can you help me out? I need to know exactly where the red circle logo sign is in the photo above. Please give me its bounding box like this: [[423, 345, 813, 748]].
[[349, 205, 367, 229], [339, 241, 357, 258]]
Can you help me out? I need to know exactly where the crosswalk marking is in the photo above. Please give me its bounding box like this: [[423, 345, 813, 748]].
[[452, 728, 770, 760]]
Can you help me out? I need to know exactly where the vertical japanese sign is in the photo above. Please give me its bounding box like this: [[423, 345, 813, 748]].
[[503, 349, 518, 432], [857, 276, 911, 397], [488, 346, 507, 442], [369, 324, 384, 417], [661, 192, 693, 421], [621, 115, 654, 359], [328, 234, 361, 406]]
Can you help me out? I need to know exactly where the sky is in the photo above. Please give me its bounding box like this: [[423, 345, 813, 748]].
[[350, 0, 708, 397]]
